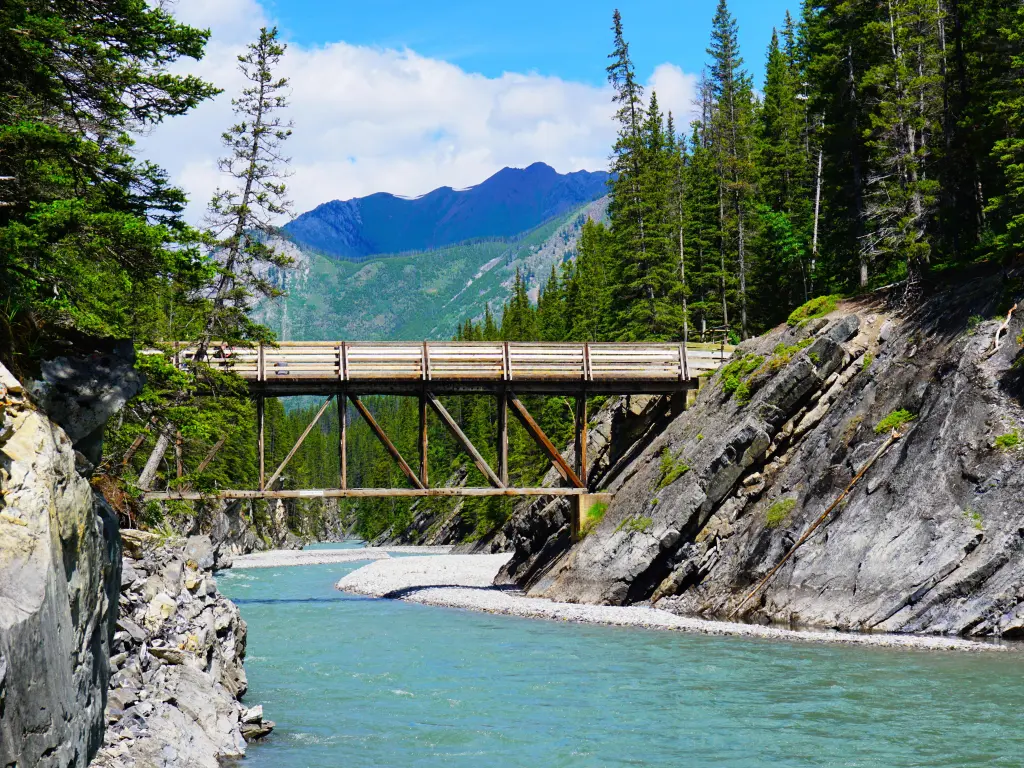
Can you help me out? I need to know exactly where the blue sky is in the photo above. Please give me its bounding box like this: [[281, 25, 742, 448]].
[[266, 0, 797, 87], [146, 0, 799, 218]]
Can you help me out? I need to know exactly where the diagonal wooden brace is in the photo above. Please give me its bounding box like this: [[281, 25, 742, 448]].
[[265, 395, 335, 490], [349, 395, 425, 490], [507, 391, 585, 488], [425, 392, 504, 488]]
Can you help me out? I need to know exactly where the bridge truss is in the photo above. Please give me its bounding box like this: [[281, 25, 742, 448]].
[[144, 341, 730, 534]]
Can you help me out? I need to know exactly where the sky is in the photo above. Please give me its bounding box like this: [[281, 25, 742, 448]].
[[144, 0, 798, 220]]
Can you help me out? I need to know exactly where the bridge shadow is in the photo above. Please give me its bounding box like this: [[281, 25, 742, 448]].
[[379, 583, 521, 600]]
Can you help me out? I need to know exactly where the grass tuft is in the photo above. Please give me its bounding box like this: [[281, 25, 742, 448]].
[[995, 430, 1020, 450], [787, 295, 840, 327], [616, 515, 654, 534], [657, 447, 690, 490], [580, 502, 608, 538], [765, 499, 796, 528], [874, 409, 916, 434]]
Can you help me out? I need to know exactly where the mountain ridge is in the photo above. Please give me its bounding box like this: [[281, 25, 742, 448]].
[[283, 162, 609, 260]]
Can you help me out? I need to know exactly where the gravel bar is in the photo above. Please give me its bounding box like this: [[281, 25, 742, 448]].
[[231, 545, 452, 570], [337, 554, 1010, 653]]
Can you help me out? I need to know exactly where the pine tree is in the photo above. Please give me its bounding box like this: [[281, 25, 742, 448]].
[[984, 0, 1024, 257], [199, 27, 294, 357], [707, 0, 757, 338], [860, 0, 944, 289]]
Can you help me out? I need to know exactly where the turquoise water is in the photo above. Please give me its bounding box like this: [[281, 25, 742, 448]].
[[218, 548, 1024, 767]]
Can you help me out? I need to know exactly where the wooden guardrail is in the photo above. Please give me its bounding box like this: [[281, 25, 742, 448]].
[[162, 341, 732, 383]]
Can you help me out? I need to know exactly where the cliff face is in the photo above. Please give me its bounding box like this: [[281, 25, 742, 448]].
[[503, 268, 1024, 637], [0, 363, 122, 767]]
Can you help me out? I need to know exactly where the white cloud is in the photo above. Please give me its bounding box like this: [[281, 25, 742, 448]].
[[141, 0, 698, 221], [647, 63, 700, 129]]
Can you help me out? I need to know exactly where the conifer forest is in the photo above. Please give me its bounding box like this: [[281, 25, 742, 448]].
[[1, 0, 1022, 542]]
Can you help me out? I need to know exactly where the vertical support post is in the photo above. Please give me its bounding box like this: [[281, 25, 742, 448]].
[[338, 390, 347, 490], [257, 395, 265, 491], [419, 393, 429, 488], [497, 389, 508, 486], [574, 394, 588, 486]]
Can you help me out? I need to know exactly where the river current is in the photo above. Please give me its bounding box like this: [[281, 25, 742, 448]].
[[217, 543, 1024, 767]]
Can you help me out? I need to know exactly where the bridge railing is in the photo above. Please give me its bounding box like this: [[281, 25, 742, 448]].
[[166, 341, 732, 383]]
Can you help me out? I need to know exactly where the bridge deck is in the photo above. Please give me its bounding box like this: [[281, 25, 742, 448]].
[[168, 341, 731, 395]]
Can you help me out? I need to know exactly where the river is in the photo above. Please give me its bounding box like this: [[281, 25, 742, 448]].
[[218, 544, 1024, 767]]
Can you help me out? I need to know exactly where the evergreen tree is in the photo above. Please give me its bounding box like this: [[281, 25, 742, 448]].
[[199, 27, 294, 356], [707, 0, 757, 338]]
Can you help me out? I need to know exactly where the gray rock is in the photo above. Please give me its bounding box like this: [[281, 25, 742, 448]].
[[27, 342, 142, 464], [185, 535, 216, 570], [0, 362, 121, 768]]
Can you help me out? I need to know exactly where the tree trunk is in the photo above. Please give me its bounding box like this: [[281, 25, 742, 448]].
[[139, 429, 172, 491]]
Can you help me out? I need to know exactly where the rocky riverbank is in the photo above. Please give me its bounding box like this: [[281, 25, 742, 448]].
[[337, 554, 1006, 652], [92, 531, 272, 768]]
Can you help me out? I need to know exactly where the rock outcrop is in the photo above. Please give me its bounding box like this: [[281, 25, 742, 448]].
[[0, 362, 121, 767], [92, 531, 273, 767], [27, 341, 143, 466], [503, 268, 1024, 637]]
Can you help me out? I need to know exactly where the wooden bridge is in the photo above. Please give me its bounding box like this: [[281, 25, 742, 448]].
[[145, 341, 731, 533]]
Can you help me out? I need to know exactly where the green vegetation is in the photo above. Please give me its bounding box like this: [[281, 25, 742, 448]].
[[963, 507, 984, 531], [862, 352, 874, 370], [967, 315, 985, 331], [7, 0, 1024, 547], [616, 515, 655, 534], [579, 506, 607, 538], [657, 448, 691, 490], [995, 430, 1021, 450], [874, 409, 917, 434], [788, 296, 840, 327], [720, 356, 770, 403], [765, 499, 797, 528]]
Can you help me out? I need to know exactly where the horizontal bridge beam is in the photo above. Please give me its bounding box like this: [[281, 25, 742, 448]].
[[144, 487, 595, 501]]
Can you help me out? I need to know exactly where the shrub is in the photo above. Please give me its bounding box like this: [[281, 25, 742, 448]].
[[787, 295, 840, 327], [862, 352, 874, 370], [765, 499, 796, 528], [995, 430, 1021, 450], [657, 447, 690, 490], [874, 409, 916, 433], [616, 515, 654, 534]]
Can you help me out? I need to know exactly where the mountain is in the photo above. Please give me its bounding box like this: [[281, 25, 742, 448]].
[[282, 162, 610, 260], [257, 196, 609, 341]]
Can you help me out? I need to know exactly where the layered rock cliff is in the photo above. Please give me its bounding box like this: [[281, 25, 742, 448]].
[[496, 267, 1024, 637], [0, 363, 121, 767]]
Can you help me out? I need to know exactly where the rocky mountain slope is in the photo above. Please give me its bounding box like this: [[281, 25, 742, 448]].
[[256, 196, 609, 341], [284, 163, 609, 260], [482, 266, 1024, 638]]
